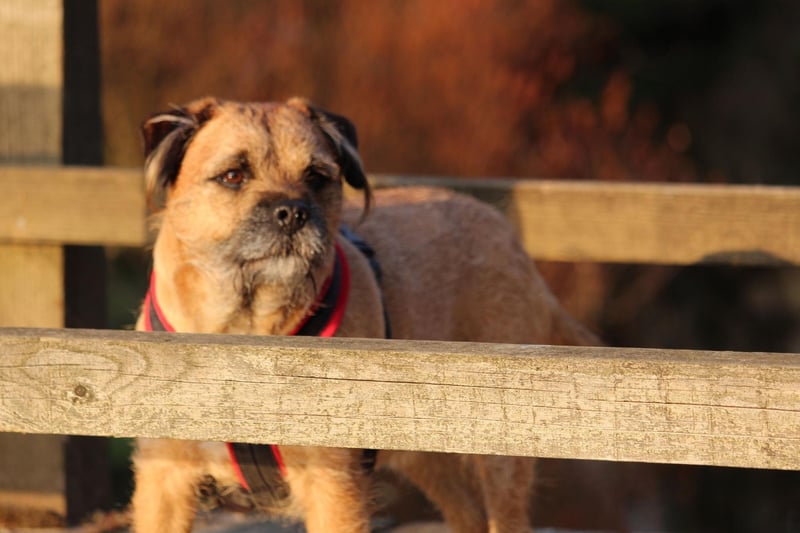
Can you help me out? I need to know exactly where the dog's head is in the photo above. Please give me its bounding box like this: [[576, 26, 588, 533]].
[[142, 97, 369, 295]]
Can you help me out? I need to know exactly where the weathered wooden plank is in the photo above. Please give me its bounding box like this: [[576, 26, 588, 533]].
[[0, 242, 64, 328], [2, 168, 798, 265], [0, 0, 62, 164], [0, 166, 145, 246], [0, 0, 68, 520], [1, 328, 798, 470], [369, 176, 800, 265]]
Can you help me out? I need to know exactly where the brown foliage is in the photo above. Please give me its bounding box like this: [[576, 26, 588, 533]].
[[100, 0, 696, 185], [100, 0, 702, 328]]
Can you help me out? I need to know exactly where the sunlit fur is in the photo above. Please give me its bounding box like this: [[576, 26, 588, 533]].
[[132, 98, 598, 533]]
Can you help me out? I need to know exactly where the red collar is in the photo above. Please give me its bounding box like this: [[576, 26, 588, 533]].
[[143, 242, 350, 337]]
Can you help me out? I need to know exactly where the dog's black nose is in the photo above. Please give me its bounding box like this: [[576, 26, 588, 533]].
[[273, 200, 309, 233]]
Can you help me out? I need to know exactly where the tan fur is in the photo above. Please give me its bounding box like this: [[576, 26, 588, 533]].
[[132, 98, 597, 533]]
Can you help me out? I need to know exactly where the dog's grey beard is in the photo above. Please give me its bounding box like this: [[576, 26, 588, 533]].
[[228, 221, 330, 305]]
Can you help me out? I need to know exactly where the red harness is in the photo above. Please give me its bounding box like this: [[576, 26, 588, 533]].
[[143, 241, 379, 505]]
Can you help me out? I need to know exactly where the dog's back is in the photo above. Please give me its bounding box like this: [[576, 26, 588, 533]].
[[344, 186, 597, 347]]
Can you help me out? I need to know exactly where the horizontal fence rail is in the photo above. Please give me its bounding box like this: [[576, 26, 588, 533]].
[[2, 166, 800, 265], [370, 175, 800, 266], [1, 328, 798, 471], [0, 166, 145, 246]]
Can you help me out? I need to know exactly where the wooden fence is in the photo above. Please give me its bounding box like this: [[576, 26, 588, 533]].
[[0, 1, 110, 523], [1, 169, 799, 472], [2, 325, 799, 472]]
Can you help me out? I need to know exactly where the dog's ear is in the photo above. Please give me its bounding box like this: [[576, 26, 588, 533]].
[[141, 97, 218, 209], [288, 98, 371, 213]]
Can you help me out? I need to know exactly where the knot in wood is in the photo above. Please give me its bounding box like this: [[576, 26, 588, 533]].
[[69, 383, 93, 404]]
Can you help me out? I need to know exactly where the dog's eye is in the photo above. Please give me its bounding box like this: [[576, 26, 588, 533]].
[[215, 169, 247, 190], [305, 170, 329, 192]]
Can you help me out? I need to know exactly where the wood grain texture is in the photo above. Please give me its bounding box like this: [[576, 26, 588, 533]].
[[0, 1, 67, 329], [1, 328, 798, 470], [0, 166, 145, 246], [0, 0, 62, 164], [0, 245, 63, 515], [2, 168, 798, 264], [0, 0, 67, 518], [0, 245, 63, 328], [368, 176, 800, 265]]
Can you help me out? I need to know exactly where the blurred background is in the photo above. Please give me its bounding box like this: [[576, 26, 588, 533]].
[[97, 1, 800, 531]]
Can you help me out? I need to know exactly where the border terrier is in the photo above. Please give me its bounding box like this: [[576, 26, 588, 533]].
[[131, 97, 597, 533]]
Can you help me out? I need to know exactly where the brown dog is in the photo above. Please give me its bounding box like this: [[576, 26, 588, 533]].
[[131, 97, 596, 533]]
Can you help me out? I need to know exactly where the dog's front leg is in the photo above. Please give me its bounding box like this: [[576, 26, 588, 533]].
[[386, 451, 487, 533], [474, 455, 535, 533], [282, 446, 372, 533], [130, 439, 202, 533]]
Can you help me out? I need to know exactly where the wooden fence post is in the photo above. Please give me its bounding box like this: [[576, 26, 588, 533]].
[[0, 0, 110, 525], [0, 1, 68, 523]]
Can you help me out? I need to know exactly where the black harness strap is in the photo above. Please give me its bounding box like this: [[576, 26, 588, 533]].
[[229, 444, 290, 506], [340, 225, 391, 340]]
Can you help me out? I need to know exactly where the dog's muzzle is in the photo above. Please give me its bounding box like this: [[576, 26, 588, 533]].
[[235, 198, 327, 265]]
